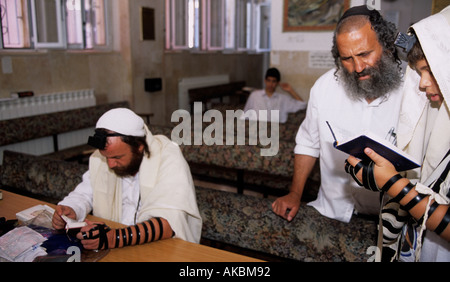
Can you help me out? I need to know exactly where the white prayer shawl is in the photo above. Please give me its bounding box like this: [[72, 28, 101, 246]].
[[398, 6, 450, 179], [395, 6, 450, 261], [89, 125, 202, 244]]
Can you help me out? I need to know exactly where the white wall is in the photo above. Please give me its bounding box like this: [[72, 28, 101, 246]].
[[268, 0, 433, 101], [270, 0, 432, 52]]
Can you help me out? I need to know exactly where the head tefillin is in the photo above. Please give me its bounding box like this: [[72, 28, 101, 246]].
[[88, 129, 126, 150], [394, 32, 417, 53]]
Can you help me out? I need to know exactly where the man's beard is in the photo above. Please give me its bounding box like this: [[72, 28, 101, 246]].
[[339, 53, 402, 101], [112, 150, 144, 177]]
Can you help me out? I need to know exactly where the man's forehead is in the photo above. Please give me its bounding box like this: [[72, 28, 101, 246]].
[[102, 137, 130, 154], [336, 22, 380, 54], [338, 21, 376, 41], [336, 15, 371, 35]]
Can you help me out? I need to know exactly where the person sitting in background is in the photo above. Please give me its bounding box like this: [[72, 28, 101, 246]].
[[242, 67, 306, 123], [52, 108, 202, 250], [345, 6, 450, 262]]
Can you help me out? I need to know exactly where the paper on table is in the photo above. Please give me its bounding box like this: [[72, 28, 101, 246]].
[[0, 226, 47, 262]]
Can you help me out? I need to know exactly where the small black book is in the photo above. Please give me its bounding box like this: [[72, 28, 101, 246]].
[[327, 121, 421, 172]]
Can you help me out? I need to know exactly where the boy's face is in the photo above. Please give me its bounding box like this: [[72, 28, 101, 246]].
[[265, 76, 279, 94], [415, 59, 444, 106]]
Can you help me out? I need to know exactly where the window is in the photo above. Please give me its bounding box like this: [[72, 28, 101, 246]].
[[0, 0, 109, 50], [166, 0, 271, 52], [204, 0, 224, 50], [66, 0, 108, 49], [84, 0, 107, 48], [166, 0, 195, 50], [66, 0, 84, 47], [256, 3, 270, 52], [1, 0, 31, 48], [224, 0, 235, 49], [31, 0, 65, 48]]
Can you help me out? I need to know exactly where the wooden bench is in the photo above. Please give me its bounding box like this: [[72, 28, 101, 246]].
[[188, 81, 246, 112]]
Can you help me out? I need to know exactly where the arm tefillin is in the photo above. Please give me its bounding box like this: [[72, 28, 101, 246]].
[[113, 217, 175, 249]]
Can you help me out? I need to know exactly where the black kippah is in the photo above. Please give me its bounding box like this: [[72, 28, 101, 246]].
[[338, 5, 380, 24]]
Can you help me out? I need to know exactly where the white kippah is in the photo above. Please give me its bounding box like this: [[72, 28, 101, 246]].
[[96, 108, 145, 137]]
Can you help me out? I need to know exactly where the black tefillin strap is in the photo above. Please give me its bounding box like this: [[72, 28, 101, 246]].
[[427, 149, 450, 234], [112, 218, 176, 249], [345, 160, 383, 192], [431, 149, 450, 195], [345, 159, 405, 193], [87, 130, 126, 150], [81, 224, 111, 250], [345, 159, 421, 207], [345, 151, 450, 235]]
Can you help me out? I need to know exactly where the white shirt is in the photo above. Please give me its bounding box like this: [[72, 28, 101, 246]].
[[243, 89, 307, 123], [59, 171, 142, 226], [295, 69, 403, 222]]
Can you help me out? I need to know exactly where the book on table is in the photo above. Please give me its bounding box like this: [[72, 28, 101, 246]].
[[16, 205, 86, 230], [15, 205, 55, 222], [326, 121, 421, 172]]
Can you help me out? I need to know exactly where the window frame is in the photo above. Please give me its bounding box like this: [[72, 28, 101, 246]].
[[166, 0, 191, 50], [30, 0, 66, 49], [1, 0, 32, 49], [0, 0, 110, 51], [203, 0, 224, 51], [84, 0, 109, 50], [255, 2, 270, 52], [235, 0, 253, 52], [165, 0, 271, 53], [65, 0, 84, 49], [223, 0, 236, 51]]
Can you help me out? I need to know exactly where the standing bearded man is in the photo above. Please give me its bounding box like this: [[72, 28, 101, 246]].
[[272, 5, 404, 223]]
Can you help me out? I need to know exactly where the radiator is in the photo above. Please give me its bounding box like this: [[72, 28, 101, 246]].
[[0, 89, 95, 121], [178, 75, 229, 111], [0, 89, 96, 163]]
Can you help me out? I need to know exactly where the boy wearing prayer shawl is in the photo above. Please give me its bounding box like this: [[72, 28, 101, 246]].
[[52, 108, 202, 250], [345, 6, 450, 262]]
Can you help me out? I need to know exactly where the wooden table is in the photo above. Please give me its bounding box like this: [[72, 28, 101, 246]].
[[0, 190, 262, 262]]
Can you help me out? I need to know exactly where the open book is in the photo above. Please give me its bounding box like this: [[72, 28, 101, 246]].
[[326, 122, 421, 172], [61, 215, 87, 230], [61, 215, 86, 237]]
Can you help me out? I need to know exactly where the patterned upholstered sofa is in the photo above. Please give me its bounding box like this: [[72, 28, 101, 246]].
[[0, 151, 87, 203], [0, 150, 376, 262], [149, 108, 320, 200], [197, 187, 377, 262]]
